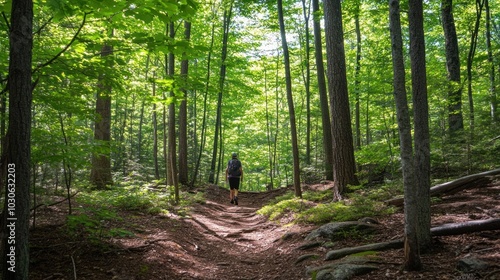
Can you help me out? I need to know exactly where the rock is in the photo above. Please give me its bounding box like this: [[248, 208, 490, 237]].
[[305, 221, 380, 241], [314, 264, 378, 280], [456, 257, 490, 273]]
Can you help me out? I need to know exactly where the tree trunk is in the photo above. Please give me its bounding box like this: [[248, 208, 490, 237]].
[[485, 0, 497, 122], [178, 21, 191, 186], [431, 218, 500, 236], [209, 3, 232, 184], [389, 0, 420, 271], [278, 0, 302, 198], [386, 168, 500, 207], [409, 0, 432, 254], [1, 0, 33, 277], [167, 22, 179, 203], [323, 0, 359, 199], [354, 3, 362, 151], [466, 0, 485, 134], [152, 73, 160, 180], [191, 11, 215, 187], [441, 0, 464, 134], [312, 0, 333, 181], [90, 44, 113, 189], [301, 0, 312, 165]]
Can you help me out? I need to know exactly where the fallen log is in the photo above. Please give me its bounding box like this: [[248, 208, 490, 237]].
[[386, 168, 500, 207], [324, 218, 500, 260], [431, 218, 500, 236]]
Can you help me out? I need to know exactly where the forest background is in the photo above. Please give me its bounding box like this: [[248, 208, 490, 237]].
[[2, 0, 498, 192], [0, 0, 499, 277]]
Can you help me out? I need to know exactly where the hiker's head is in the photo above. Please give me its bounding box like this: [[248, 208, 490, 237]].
[[232, 152, 238, 159]]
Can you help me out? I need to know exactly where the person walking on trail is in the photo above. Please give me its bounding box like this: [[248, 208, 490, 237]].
[[226, 152, 243, 205]]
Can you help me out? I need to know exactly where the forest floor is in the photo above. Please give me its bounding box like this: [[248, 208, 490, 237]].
[[30, 180, 500, 280]]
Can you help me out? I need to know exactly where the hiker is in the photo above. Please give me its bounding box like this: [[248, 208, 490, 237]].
[[226, 152, 243, 205]]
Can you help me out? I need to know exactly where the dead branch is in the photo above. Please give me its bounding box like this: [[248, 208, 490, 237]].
[[30, 191, 80, 211], [430, 218, 500, 236], [323, 218, 500, 260], [386, 168, 500, 206]]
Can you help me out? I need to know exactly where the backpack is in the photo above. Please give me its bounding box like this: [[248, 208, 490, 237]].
[[228, 159, 241, 176]]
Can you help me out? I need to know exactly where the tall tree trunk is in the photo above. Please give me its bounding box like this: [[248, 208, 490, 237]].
[[191, 12, 216, 186], [1, 0, 33, 277], [389, 0, 421, 271], [441, 0, 464, 134], [178, 21, 191, 186], [152, 71, 160, 180], [323, 0, 359, 200], [167, 22, 179, 203], [466, 0, 485, 134], [90, 44, 113, 189], [264, 66, 275, 189], [137, 56, 150, 163], [354, 2, 362, 151], [312, 0, 333, 181], [301, 0, 312, 165], [209, 3, 232, 184], [278, 0, 302, 198], [409, 0, 432, 252], [485, 0, 497, 122]]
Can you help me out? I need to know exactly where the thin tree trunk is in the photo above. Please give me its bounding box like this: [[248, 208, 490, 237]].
[[178, 21, 191, 186], [209, 3, 232, 184], [152, 73, 160, 180], [485, 0, 497, 122], [409, 0, 432, 254], [191, 3, 217, 187], [354, 3, 362, 151], [137, 56, 150, 163], [441, 0, 464, 134], [389, 0, 420, 271], [301, 0, 311, 165], [278, 0, 302, 198], [312, 0, 333, 181], [167, 21, 179, 203], [466, 0, 485, 134]]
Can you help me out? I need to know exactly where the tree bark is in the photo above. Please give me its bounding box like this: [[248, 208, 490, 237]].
[[408, 0, 432, 254], [386, 168, 500, 206], [209, 3, 232, 184], [431, 218, 500, 236], [441, 0, 464, 134], [312, 0, 333, 181], [466, 0, 485, 134], [278, 0, 302, 198], [90, 44, 113, 189], [485, 0, 497, 122], [178, 21, 191, 186], [301, 0, 312, 165], [389, 0, 420, 271], [323, 0, 359, 199], [167, 21, 179, 203], [1, 0, 33, 277]]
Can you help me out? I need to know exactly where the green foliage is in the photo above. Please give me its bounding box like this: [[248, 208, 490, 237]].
[[78, 184, 172, 214], [258, 188, 396, 225], [66, 207, 130, 242]]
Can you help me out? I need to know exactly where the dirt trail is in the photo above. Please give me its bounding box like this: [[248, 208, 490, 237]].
[[182, 185, 311, 280], [30, 185, 311, 280]]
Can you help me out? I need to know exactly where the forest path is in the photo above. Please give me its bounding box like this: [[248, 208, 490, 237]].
[[181, 185, 312, 280]]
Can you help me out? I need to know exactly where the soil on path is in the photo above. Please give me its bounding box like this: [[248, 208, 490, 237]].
[[29, 182, 500, 280], [30, 185, 314, 280]]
